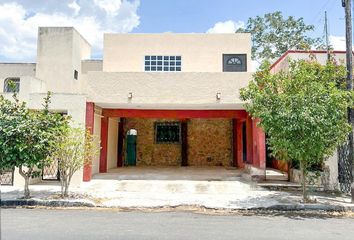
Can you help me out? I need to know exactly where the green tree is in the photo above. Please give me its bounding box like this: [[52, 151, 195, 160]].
[[0, 91, 69, 198], [236, 11, 324, 61], [51, 127, 98, 198], [240, 59, 352, 201]]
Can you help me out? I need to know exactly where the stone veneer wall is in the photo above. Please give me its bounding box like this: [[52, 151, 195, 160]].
[[187, 119, 232, 167], [124, 118, 182, 166], [123, 118, 233, 167]]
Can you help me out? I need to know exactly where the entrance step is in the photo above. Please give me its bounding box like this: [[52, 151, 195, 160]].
[[258, 181, 324, 191], [258, 181, 301, 191], [266, 168, 288, 181]]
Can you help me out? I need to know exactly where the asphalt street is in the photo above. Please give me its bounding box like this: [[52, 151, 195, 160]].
[[1, 208, 354, 240]]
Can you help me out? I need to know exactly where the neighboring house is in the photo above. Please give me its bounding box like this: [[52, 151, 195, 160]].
[[270, 50, 350, 190], [270, 50, 348, 73], [0, 27, 267, 187]]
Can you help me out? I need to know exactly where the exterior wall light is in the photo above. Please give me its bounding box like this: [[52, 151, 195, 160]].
[[128, 92, 133, 99], [216, 92, 221, 100]]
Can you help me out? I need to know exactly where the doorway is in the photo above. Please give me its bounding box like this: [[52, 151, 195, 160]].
[[126, 129, 137, 166]]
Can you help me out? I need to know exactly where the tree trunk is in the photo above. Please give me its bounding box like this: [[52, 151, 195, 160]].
[[60, 172, 66, 198], [60, 172, 72, 198], [300, 161, 308, 202], [19, 166, 31, 199], [64, 181, 70, 197], [60, 179, 65, 198]]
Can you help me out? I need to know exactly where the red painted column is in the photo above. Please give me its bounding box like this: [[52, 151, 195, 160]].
[[236, 120, 245, 168], [254, 119, 266, 169], [232, 119, 237, 167], [117, 118, 124, 167], [246, 115, 253, 164], [252, 120, 259, 167], [233, 119, 245, 168], [83, 102, 94, 182], [99, 116, 109, 173]]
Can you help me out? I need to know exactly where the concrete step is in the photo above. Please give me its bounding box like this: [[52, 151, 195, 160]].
[[258, 181, 324, 191]]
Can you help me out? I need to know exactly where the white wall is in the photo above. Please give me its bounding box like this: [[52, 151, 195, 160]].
[[28, 92, 87, 187], [36, 27, 91, 94], [324, 150, 339, 191], [92, 110, 102, 175], [0, 63, 36, 94], [103, 33, 252, 73], [107, 118, 118, 170]]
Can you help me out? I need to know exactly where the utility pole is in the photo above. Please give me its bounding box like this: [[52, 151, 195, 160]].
[[324, 11, 330, 61], [342, 0, 354, 201]]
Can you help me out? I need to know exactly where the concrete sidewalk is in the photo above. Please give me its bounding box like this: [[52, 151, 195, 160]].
[[1, 176, 353, 211]]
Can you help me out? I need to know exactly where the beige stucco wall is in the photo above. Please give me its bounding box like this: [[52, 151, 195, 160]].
[[107, 118, 119, 170], [103, 33, 252, 72], [84, 72, 251, 109], [81, 60, 103, 74], [36, 27, 91, 94]]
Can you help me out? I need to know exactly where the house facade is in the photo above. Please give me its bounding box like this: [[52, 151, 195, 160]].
[[270, 50, 351, 191], [0, 27, 267, 187]]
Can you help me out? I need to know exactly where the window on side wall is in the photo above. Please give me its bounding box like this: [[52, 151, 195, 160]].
[[144, 56, 182, 72], [3, 78, 20, 93], [223, 54, 247, 72], [155, 122, 181, 144], [74, 70, 78, 80]]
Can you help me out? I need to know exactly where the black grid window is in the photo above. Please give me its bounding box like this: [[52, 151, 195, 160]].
[[145, 56, 182, 72], [3, 78, 20, 93], [155, 122, 181, 143]]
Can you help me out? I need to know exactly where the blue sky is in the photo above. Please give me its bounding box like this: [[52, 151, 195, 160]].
[[135, 0, 344, 36], [0, 0, 346, 62]]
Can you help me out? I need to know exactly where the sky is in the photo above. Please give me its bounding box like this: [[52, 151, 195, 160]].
[[0, 0, 346, 62]]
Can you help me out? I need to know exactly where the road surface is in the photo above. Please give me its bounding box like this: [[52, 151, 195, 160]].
[[1, 208, 354, 240]]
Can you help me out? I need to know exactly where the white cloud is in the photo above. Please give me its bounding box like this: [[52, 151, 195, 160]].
[[0, 0, 140, 62], [207, 20, 245, 34], [94, 0, 122, 16], [68, 1, 81, 16], [329, 35, 345, 50]]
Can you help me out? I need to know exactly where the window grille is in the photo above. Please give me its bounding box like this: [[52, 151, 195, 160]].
[[145, 55, 182, 72], [3, 78, 20, 93], [0, 169, 14, 185], [155, 122, 181, 143]]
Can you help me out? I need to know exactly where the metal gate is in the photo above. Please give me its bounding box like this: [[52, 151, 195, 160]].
[[42, 160, 60, 181], [0, 169, 14, 185], [338, 142, 353, 193]]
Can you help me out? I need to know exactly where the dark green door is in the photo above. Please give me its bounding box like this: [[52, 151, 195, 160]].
[[126, 135, 137, 166]]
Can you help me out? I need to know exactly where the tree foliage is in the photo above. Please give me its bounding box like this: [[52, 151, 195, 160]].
[[236, 11, 324, 61], [240, 59, 352, 201], [0, 91, 69, 198], [51, 127, 99, 198]]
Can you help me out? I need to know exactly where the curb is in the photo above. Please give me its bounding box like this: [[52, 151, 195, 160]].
[[262, 204, 354, 212], [1, 199, 95, 208], [2, 199, 354, 212]]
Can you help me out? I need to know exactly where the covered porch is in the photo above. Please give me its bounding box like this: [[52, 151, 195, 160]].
[[83, 103, 267, 182]]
